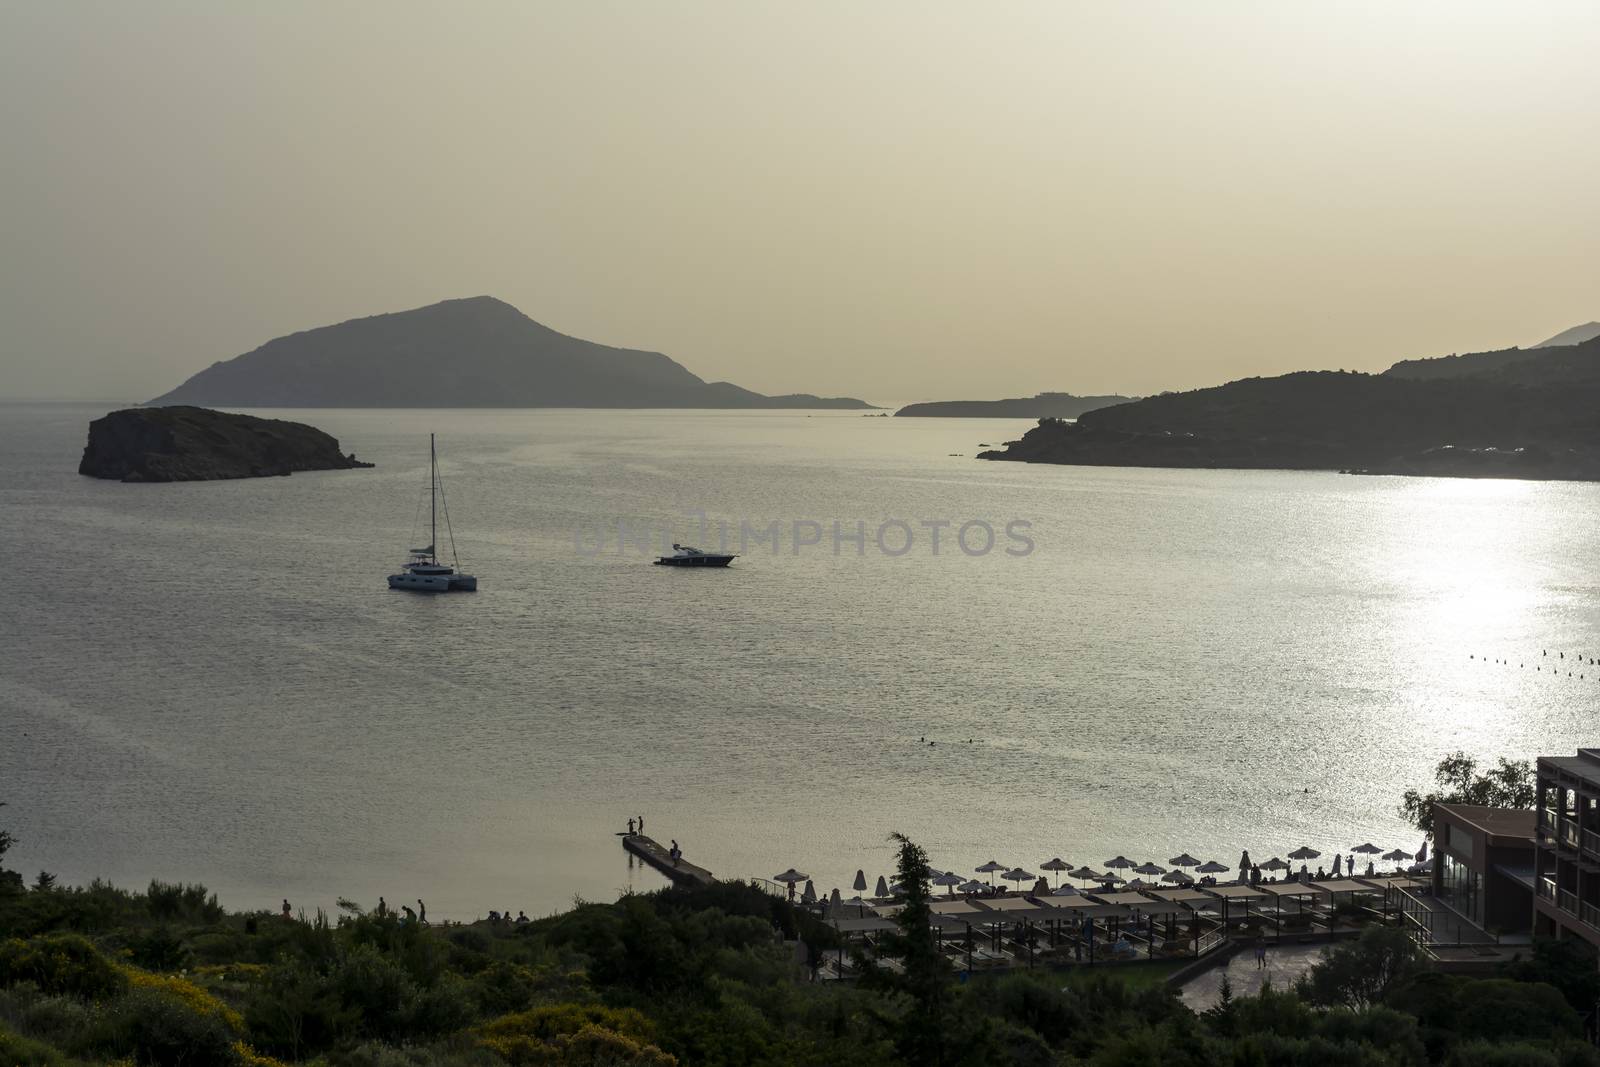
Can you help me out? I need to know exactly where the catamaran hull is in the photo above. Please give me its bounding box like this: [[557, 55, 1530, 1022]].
[[388, 573, 477, 592]]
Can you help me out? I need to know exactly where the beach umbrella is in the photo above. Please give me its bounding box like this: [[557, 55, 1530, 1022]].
[[830, 888, 841, 907], [1069, 866, 1102, 883], [775, 868, 809, 900], [1051, 884, 1081, 897], [958, 879, 986, 894], [1098, 872, 1126, 885], [932, 871, 965, 894], [1168, 853, 1201, 869], [1125, 878, 1150, 890], [1106, 856, 1136, 869], [1382, 849, 1411, 864], [1260, 857, 1289, 872], [1002, 867, 1036, 889], [802, 880, 817, 903], [1331, 854, 1343, 877], [1133, 862, 1166, 876], [1287, 846, 1320, 862], [1161, 870, 1190, 883], [853, 870, 867, 893], [1040, 857, 1070, 885], [875, 875, 890, 897], [1196, 861, 1229, 875], [1238, 850, 1252, 881], [975, 860, 1006, 885], [1415, 840, 1429, 864], [1351, 843, 1383, 855]]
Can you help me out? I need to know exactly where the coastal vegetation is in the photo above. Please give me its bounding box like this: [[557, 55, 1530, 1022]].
[[2, 809, 1595, 1065]]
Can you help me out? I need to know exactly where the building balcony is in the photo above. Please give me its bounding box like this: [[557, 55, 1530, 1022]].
[[1584, 829, 1600, 857], [1560, 888, 1579, 915], [1539, 878, 1557, 901], [1561, 822, 1580, 849], [1582, 902, 1600, 931]]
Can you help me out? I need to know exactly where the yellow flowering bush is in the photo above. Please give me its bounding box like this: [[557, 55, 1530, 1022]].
[[233, 1040, 292, 1067], [478, 1004, 676, 1065], [120, 966, 245, 1033]]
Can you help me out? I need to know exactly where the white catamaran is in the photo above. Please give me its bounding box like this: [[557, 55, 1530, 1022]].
[[388, 434, 477, 592]]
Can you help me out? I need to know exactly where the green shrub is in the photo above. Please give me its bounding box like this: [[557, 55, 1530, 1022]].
[[407, 977, 478, 1039], [16, 992, 93, 1049], [0, 934, 127, 999], [126, 925, 190, 971], [0, 1022, 69, 1066], [78, 986, 238, 1065], [146, 880, 224, 924]]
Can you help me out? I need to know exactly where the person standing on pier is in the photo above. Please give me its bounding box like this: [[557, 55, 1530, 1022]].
[[417, 899, 427, 924], [671, 839, 681, 867], [638, 814, 645, 835], [628, 817, 636, 835]]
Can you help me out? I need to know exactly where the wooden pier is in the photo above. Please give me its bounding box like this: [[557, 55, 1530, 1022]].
[[623, 833, 715, 887]]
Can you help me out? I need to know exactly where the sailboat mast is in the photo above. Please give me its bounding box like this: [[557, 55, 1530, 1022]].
[[430, 433, 437, 563]]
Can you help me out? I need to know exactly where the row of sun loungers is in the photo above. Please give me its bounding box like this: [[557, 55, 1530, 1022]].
[[816, 875, 1424, 974]]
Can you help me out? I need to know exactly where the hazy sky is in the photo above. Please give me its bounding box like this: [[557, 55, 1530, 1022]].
[[3, 2, 1598, 404]]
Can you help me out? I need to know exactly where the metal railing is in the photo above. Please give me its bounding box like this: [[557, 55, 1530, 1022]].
[[1562, 822, 1581, 848], [1561, 889, 1579, 915], [1583, 829, 1600, 857], [1539, 878, 1557, 901], [1582, 901, 1600, 930], [1542, 806, 1560, 830]]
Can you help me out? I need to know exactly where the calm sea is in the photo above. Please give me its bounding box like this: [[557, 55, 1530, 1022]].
[[3, 402, 1598, 918]]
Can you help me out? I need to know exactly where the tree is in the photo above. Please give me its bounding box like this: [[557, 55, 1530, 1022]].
[[1400, 751, 1535, 837], [860, 832, 957, 1064], [1299, 926, 1422, 1010], [0, 802, 14, 868], [0, 802, 20, 895], [1504, 938, 1600, 1016]]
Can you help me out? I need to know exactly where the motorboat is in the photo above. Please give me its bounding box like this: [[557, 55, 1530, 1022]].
[[653, 543, 736, 567]]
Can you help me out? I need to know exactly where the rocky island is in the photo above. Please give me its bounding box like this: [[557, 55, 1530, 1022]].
[[149, 296, 874, 410], [79, 406, 374, 482]]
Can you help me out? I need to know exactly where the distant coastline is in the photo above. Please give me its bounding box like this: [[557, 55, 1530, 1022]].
[[895, 392, 1136, 419], [979, 330, 1600, 481]]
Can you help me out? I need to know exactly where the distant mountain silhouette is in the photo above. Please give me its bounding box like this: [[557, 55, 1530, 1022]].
[[1385, 331, 1600, 386], [895, 392, 1137, 418], [149, 297, 873, 409], [979, 369, 1600, 481], [1532, 322, 1600, 348]]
